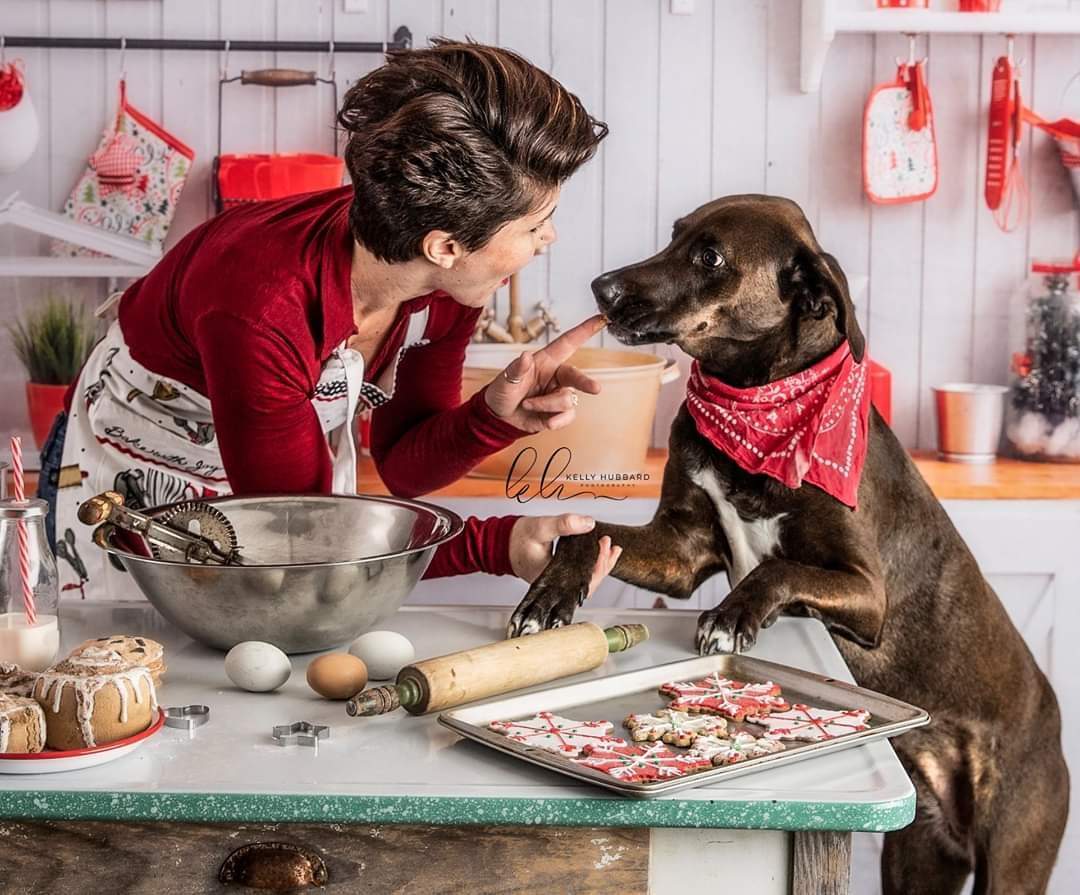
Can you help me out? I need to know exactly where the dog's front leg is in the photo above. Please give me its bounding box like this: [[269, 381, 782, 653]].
[[507, 473, 725, 637], [696, 558, 886, 654]]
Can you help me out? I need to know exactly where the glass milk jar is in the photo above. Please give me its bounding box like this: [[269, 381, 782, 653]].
[[0, 498, 61, 671], [1006, 260, 1080, 462]]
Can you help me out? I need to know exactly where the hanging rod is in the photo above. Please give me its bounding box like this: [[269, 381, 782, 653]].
[[1, 25, 412, 54]]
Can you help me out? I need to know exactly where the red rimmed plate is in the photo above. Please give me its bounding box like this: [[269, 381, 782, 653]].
[[0, 708, 166, 774]]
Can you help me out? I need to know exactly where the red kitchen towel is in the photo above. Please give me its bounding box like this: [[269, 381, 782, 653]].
[[685, 342, 871, 508]]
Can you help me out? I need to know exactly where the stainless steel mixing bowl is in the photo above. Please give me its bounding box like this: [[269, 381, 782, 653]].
[[97, 494, 464, 653]]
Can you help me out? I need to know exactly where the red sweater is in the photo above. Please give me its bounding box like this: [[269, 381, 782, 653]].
[[115, 186, 528, 578]]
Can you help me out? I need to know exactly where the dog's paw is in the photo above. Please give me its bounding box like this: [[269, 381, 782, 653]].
[[507, 581, 587, 639], [696, 600, 765, 655]]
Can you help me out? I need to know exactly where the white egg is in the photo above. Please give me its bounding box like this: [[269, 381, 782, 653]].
[[348, 630, 415, 681], [224, 641, 292, 692]]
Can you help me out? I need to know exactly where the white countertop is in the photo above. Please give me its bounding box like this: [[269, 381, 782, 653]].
[[0, 602, 915, 831]]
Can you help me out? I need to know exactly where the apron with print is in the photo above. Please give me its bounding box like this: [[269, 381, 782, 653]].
[[54, 312, 430, 601]]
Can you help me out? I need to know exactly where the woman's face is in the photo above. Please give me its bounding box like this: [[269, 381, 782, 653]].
[[438, 189, 560, 308]]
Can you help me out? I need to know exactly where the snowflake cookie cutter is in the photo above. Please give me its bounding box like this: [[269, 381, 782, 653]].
[[272, 721, 331, 750], [163, 704, 210, 735]]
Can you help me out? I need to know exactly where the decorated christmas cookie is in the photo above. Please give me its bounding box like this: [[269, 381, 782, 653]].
[[0, 694, 46, 754], [488, 712, 627, 757], [659, 674, 789, 720], [689, 731, 786, 766], [574, 741, 713, 782], [754, 704, 871, 741], [623, 708, 728, 747]]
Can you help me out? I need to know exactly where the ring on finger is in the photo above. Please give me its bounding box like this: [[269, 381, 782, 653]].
[[570, 391, 579, 407]]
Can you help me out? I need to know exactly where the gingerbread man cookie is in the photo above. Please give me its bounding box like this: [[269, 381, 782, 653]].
[[623, 708, 728, 747], [574, 741, 713, 782], [659, 673, 789, 720], [753, 704, 871, 741], [689, 731, 786, 766], [488, 712, 627, 757]]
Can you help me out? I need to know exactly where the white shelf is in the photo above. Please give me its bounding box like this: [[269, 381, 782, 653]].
[[801, 0, 1080, 92], [0, 257, 149, 278]]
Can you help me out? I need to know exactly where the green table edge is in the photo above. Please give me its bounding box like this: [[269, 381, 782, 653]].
[[0, 789, 916, 832]]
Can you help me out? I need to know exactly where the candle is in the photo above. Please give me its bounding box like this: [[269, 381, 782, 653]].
[[0, 612, 59, 672]]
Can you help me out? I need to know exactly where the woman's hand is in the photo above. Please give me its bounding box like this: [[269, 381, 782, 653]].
[[483, 315, 607, 432], [509, 514, 623, 600]]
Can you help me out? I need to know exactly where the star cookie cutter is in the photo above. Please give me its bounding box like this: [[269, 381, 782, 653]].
[[272, 721, 330, 750], [163, 704, 210, 733]]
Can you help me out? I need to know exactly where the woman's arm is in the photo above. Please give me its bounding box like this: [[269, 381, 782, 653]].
[[368, 306, 529, 498]]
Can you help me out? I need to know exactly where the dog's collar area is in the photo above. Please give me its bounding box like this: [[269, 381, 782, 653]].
[[685, 342, 871, 509]]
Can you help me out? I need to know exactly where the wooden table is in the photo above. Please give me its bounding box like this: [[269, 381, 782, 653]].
[[0, 604, 914, 894]]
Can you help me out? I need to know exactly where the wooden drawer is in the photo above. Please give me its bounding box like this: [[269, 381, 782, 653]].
[[0, 821, 650, 894]]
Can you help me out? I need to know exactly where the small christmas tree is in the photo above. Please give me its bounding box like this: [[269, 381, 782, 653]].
[[1011, 273, 1080, 426]]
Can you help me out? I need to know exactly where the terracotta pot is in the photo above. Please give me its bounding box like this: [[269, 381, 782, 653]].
[[461, 344, 681, 481], [25, 382, 68, 450]]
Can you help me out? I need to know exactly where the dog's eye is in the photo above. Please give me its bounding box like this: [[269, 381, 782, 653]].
[[701, 248, 725, 269]]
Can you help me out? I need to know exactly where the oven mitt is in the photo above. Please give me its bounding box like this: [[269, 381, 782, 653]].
[[52, 78, 195, 258], [863, 60, 938, 204]]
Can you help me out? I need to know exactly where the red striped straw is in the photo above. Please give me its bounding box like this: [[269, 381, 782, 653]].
[[9, 436, 38, 626]]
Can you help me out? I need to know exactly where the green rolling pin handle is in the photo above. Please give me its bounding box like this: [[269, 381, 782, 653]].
[[604, 623, 649, 653], [346, 678, 423, 717]]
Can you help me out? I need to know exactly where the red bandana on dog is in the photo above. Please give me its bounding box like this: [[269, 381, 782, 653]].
[[685, 342, 871, 508]]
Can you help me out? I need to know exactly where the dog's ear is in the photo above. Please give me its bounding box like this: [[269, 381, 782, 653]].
[[782, 247, 866, 362]]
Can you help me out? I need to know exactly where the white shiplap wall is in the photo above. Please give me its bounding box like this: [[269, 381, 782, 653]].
[[2, 0, 1079, 453]]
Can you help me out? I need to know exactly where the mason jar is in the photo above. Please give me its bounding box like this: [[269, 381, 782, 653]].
[[0, 498, 61, 671], [1005, 261, 1080, 462]]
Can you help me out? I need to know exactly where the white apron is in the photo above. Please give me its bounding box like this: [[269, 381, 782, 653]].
[[55, 312, 430, 601]]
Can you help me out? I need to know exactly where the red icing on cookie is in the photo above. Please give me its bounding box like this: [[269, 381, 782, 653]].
[[488, 712, 627, 756], [573, 741, 713, 782], [754, 703, 871, 741], [659, 674, 789, 720]]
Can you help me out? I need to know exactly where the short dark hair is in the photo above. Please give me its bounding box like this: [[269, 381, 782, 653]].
[[336, 39, 608, 263]]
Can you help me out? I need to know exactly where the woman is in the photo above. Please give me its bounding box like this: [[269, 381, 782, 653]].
[[42, 40, 621, 601]]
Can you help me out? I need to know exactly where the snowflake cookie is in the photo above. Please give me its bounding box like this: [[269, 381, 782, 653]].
[[574, 741, 713, 783], [488, 712, 627, 756], [659, 673, 789, 720], [689, 731, 787, 766], [623, 708, 728, 747], [753, 704, 871, 741]]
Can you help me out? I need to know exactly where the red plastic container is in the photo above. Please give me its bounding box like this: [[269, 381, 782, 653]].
[[25, 382, 68, 450], [215, 153, 344, 210]]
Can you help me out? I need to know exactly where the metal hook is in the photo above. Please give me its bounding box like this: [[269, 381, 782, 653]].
[[1006, 34, 1015, 64], [327, 39, 335, 81], [895, 33, 920, 70], [381, 40, 388, 56], [119, 36, 126, 81], [220, 38, 230, 80]]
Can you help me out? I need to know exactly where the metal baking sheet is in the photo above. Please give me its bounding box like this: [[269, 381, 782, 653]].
[[438, 653, 930, 799]]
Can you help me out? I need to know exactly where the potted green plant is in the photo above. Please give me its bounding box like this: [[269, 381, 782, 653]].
[[8, 297, 97, 448]]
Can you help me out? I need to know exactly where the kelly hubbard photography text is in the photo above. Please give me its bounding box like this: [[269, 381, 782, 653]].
[[503, 446, 652, 503]]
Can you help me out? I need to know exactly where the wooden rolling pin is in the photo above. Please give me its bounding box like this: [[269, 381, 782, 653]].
[[346, 622, 648, 717]]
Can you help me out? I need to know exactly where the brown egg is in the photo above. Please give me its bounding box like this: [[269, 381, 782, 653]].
[[306, 653, 368, 700]]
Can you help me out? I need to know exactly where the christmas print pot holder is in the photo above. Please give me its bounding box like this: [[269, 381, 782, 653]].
[[52, 78, 194, 258]]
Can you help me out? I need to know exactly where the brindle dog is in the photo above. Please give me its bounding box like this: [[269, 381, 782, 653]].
[[507, 195, 1068, 894]]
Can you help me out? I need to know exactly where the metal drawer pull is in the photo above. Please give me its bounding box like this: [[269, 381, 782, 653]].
[[219, 841, 328, 890]]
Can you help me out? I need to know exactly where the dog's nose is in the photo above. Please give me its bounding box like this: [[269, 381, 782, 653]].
[[591, 273, 625, 313]]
